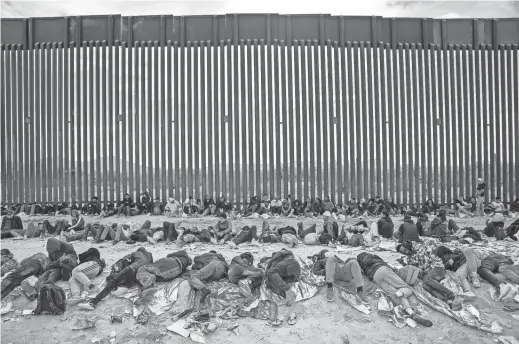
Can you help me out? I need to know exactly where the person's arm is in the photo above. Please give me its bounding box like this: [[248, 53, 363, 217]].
[[417, 222, 423, 236], [68, 216, 85, 230], [312, 260, 326, 276]]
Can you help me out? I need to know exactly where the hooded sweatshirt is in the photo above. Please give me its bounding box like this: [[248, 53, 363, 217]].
[[45, 238, 78, 280], [397, 218, 421, 243], [192, 251, 228, 271], [357, 252, 388, 281], [128, 247, 153, 271], [377, 216, 395, 238]]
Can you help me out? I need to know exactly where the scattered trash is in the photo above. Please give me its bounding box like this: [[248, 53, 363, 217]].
[[0, 301, 13, 315], [71, 316, 97, 330], [111, 316, 123, 324], [497, 336, 519, 344]]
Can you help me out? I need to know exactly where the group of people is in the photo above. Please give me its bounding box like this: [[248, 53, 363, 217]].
[[3, 178, 519, 220]]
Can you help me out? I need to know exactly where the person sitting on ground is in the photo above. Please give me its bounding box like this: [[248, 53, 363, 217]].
[[67, 248, 106, 305], [262, 249, 299, 301], [395, 214, 421, 243], [82, 197, 101, 215], [162, 221, 179, 244], [164, 197, 181, 217], [256, 194, 270, 215], [188, 251, 229, 302], [117, 193, 135, 217], [311, 249, 368, 303], [136, 250, 192, 296], [150, 197, 164, 215], [214, 213, 232, 244], [258, 222, 280, 243], [376, 211, 395, 239], [232, 225, 258, 246], [59, 210, 87, 242], [215, 196, 233, 217], [292, 199, 304, 216], [1, 249, 20, 277], [312, 197, 323, 215], [469, 196, 477, 213], [270, 197, 282, 215], [477, 253, 519, 292], [79, 247, 153, 310], [201, 195, 216, 216], [421, 199, 437, 215], [435, 245, 487, 299], [42, 202, 56, 215], [139, 191, 153, 214], [475, 178, 486, 215], [430, 209, 459, 237], [506, 223, 519, 241], [81, 221, 106, 242], [416, 213, 432, 237], [356, 252, 433, 327], [112, 223, 133, 244], [483, 213, 506, 239], [455, 195, 473, 217], [100, 201, 116, 217], [228, 252, 264, 287], [281, 198, 294, 217], [322, 196, 335, 214], [127, 220, 164, 245], [510, 198, 519, 214], [490, 197, 506, 214], [1, 209, 24, 239]]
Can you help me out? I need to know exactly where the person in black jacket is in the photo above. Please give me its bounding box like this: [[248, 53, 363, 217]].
[[117, 193, 135, 217], [357, 252, 432, 327], [79, 247, 153, 310], [1, 209, 25, 239], [377, 211, 394, 239], [188, 251, 229, 302], [395, 215, 421, 243], [263, 249, 300, 301], [83, 197, 101, 215], [101, 201, 116, 217]]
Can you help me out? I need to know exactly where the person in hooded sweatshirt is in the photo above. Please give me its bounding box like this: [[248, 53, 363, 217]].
[[395, 215, 421, 243], [263, 249, 300, 301], [136, 250, 192, 297], [228, 253, 264, 285], [67, 248, 106, 305], [483, 213, 505, 239], [356, 252, 432, 327], [188, 251, 229, 302], [429, 209, 460, 237], [79, 247, 153, 310], [377, 211, 395, 239]]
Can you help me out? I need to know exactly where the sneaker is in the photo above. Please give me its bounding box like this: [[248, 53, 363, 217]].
[[87, 283, 99, 294], [67, 294, 83, 306], [199, 288, 212, 303], [411, 313, 433, 327], [470, 273, 481, 288], [326, 287, 335, 302], [78, 302, 95, 311]]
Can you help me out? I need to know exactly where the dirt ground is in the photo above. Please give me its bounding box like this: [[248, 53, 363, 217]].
[[1, 214, 519, 344]]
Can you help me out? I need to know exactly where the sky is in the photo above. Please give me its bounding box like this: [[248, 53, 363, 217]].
[[1, 0, 519, 18]]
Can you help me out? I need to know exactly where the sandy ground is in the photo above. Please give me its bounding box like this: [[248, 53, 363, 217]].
[[1, 214, 519, 344]]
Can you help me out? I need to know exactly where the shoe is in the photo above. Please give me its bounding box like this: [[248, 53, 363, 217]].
[[112, 240, 119, 245], [326, 287, 335, 302], [411, 313, 433, 327], [87, 283, 99, 294], [78, 302, 95, 311], [199, 288, 212, 303], [94, 238, 103, 244], [460, 291, 477, 301], [67, 294, 83, 306], [357, 292, 369, 304], [470, 273, 481, 288]]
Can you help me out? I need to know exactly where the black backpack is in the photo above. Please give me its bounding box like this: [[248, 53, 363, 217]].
[[33, 282, 66, 315], [319, 232, 333, 245]]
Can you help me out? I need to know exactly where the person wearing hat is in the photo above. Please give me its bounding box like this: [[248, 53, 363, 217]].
[[1, 209, 24, 239], [483, 213, 505, 238], [228, 252, 264, 284], [100, 201, 116, 217], [395, 214, 420, 243], [311, 249, 367, 303], [164, 197, 181, 217], [280, 198, 294, 217]]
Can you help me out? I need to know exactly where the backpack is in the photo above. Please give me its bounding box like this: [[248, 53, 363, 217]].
[[397, 266, 420, 286], [304, 233, 319, 245], [33, 282, 66, 315], [349, 233, 365, 247], [319, 232, 333, 245]]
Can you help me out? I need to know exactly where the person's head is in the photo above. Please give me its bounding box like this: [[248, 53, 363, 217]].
[[189, 195, 193, 200], [220, 196, 225, 201], [419, 213, 428, 222], [470, 196, 476, 202], [427, 199, 434, 206], [438, 209, 446, 219], [240, 252, 254, 266], [219, 213, 227, 220], [382, 210, 390, 218], [124, 193, 130, 199], [323, 211, 331, 220], [168, 197, 174, 203], [495, 196, 501, 201], [396, 241, 413, 255], [6, 209, 14, 218], [71, 210, 79, 219], [388, 196, 393, 202], [458, 195, 464, 201], [375, 195, 380, 201], [92, 196, 98, 201], [477, 177, 483, 183], [434, 245, 453, 258], [404, 214, 412, 222], [324, 196, 330, 202], [305, 197, 310, 202]]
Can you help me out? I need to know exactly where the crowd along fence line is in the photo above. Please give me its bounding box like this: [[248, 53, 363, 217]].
[[1, 14, 518, 207]]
